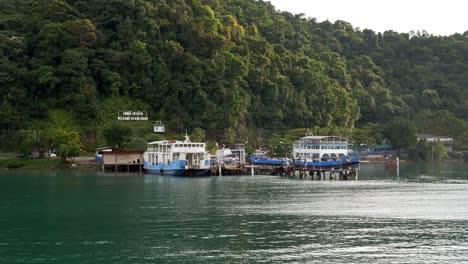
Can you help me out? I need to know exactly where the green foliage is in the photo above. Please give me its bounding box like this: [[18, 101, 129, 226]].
[[55, 129, 82, 160], [414, 110, 468, 146], [1, 0, 467, 152], [125, 136, 147, 152], [28, 109, 81, 133], [206, 140, 218, 155], [14, 127, 82, 160], [103, 122, 134, 149], [5, 160, 24, 169], [383, 117, 417, 150], [265, 133, 290, 157], [360, 123, 384, 144], [0, 158, 64, 169], [14, 130, 36, 155], [63, 18, 97, 48], [350, 128, 367, 145], [415, 139, 447, 162], [432, 141, 447, 162], [283, 128, 312, 145], [415, 139, 431, 161], [57, 142, 81, 160], [190, 127, 206, 142]]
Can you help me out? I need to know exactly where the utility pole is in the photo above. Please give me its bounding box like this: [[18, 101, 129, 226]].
[[432, 144, 434, 163]]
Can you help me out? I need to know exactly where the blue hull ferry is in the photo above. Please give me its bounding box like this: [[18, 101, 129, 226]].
[[250, 135, 360, 168], [143, 135, 211, 176], [292, 135, 359, 167]]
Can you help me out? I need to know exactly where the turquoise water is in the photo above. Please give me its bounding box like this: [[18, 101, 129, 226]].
[[0, 163, 467, 263]]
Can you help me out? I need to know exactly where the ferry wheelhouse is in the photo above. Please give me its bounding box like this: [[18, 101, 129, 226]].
[[143, 135, 211, 176], [215, 144, 246, 166], [213, 144, 247, 174], [293, 135, 359, 167], [294, 136, 347, 161]]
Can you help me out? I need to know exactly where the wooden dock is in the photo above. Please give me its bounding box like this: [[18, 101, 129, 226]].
[[290, 167, 358, 180], [210, 164, 245, 175], [245, 163, 359, 180]]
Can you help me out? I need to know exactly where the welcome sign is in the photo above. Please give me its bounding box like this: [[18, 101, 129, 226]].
[[118, 111, 149, 121]]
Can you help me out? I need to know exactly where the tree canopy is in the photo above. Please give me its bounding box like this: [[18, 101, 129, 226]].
[[0, 0, 467, 151]]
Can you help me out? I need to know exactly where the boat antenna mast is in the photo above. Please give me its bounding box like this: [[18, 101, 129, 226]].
[[184, 130, 191, 142]]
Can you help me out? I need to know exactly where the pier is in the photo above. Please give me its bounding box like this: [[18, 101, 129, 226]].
[[247, 135, 360, 180], [291, 166, 359, 180], [210, 164, 245, 175], [246, 163, 359, 180]]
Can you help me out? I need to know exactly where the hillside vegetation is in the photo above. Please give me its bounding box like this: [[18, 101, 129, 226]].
[[0, 0, 467, 151]]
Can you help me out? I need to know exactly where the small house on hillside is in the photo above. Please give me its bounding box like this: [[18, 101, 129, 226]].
[[350, 143, 397, 155], [417, 134, 453, 152]]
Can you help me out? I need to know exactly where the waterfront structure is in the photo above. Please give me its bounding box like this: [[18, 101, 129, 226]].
[[101, 151, 144, 172], [349, 143, 397, 155], [250, 135, 359, 168], [213, 144, 246, 175], [293, 135, 348, 161], [143, 135, 211, 176], [95, 147, 112, 163], [249, 150, 289, 166], [417, 134, 454, 152], [292, 135, 359, 167]]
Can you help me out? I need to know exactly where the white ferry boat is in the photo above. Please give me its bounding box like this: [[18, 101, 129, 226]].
[[292, 135, 359, 167], [143, 135, 211, 176]]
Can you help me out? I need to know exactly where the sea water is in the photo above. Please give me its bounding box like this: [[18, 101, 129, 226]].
[[0, 163, 467, 263]]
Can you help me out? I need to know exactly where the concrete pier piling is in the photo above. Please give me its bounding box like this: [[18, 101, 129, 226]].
[[253, 163, 358, 181]]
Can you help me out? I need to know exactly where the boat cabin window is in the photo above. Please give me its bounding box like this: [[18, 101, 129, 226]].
[[150, 153, 159, 166]]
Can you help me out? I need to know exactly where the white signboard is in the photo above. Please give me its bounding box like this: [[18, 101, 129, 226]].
[[118, 111, 148, 121], [154, 121, 165, 133]]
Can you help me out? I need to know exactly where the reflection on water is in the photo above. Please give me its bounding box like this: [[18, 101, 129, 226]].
[[0, 163, 467, 263]]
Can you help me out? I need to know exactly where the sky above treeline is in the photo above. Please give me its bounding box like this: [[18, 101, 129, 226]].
[[268, 0, 468, 36]]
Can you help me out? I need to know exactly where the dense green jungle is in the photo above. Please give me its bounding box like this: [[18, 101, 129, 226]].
[[0, 0, 467, 156]]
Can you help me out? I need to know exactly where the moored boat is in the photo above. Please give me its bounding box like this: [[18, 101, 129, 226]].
[[249, 135, 359, 167], [292, 135, 359, 167], [249, 149, 290, 166], [212, 144, 246, 175], [143, 135, 211, 176]]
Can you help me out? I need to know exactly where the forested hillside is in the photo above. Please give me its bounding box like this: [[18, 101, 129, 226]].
[[0, 0, 467, 151]]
